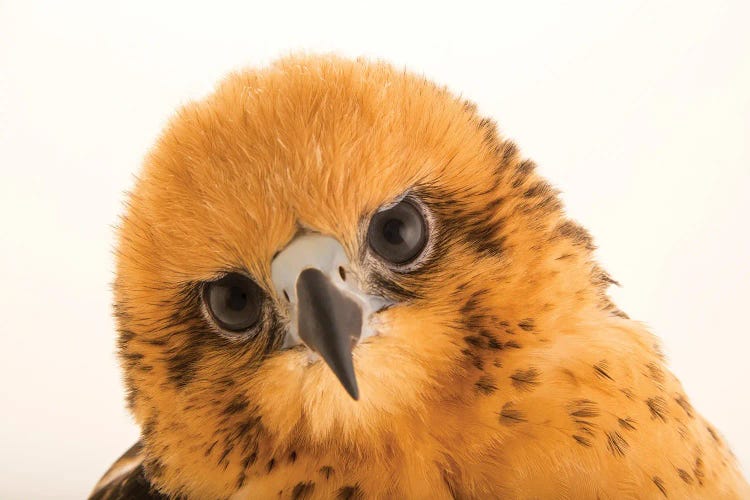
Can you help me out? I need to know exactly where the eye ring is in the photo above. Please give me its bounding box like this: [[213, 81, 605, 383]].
[[202, 272, 264, 333], [367, 197, 429, 266]]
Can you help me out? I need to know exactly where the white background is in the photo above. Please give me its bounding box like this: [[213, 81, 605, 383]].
[[1, 1, 748, 497]]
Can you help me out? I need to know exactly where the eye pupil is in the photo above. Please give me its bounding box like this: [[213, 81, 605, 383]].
[[227, 288, 247, 311], [382, 218, 405, 245], [204, 273, 263, 332], [368, 199, 427, 265]]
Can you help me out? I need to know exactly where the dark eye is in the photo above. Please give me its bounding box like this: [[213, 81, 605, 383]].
[[367, 199, 427, 265], [203, 273, 263, 332]]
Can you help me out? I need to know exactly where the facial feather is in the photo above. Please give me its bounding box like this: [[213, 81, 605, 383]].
[[113, 55, 748, 498]]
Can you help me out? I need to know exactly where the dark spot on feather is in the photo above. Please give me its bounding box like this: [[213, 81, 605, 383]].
[[620, 388, 634, 400], [475, 375, 498, 395], [653, 476, 667, 497], [462, 349, 484, 370], [611, 308, 629, 319], [487, 337, 503, 350], [504, 340, 522, 349], [511, 160, 535, 188], [478, 329, 493, 339], [618, 417, 637, 431], [162, 303, 213, 387], [464, 335, 484, 348], [118, 327, 135, 343], [143, 338, 168, 347], [499, 139, 518, 161], [561, 368, 578, 385], [242, 451, 257, 469], [485, 197, 504, 212], [568, 399, 600, 418], [223, 396, 249, 415], [217, 377, 236, 388], [267, 458, 275, 473], [677, 468, 693, 484], [517, 159, 535, 175], [573, 435, 592, 447], [593, 360, 614, 381], [510, 368, 540, 391], [592, 267, 619, 287], [646, 397, 668, 422], [122, 351, 144, 367], [499, 402, 526, 424], [675, 394, 694, 419], [556, 220, 595, 250], [463, 100, 478, 113], [236, 471, 246, 489], [319, 466, 334, 479], [523, 181, 551, 199], [518, 318, 535, 331], [205, 440, 218, 457], [291, 481, 315, 500], [289, 451, 297, 463], [429, 187, 507, 258], [523, 182, 561, 214], [462, 312, 487, 332], [167, 347, 202, 388], [218, 445, 233, 466], [462, 214, 506, 257], [694, 457, 705, 486], [573, 422, 595, 436], [568, 400, 598, 440], [141, 415, 157, 440], [646, 362, 665, 385], [460, 290, 487, 317], [605, 431, 628, 457], [478, 117, 498, 146], [479, 330, 502, 350], [337, 485, 364, 500]]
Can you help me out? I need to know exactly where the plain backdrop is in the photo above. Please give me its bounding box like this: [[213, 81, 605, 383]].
[[1, 1, 749, 497]]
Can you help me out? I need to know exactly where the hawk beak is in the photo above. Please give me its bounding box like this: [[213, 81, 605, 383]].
[[271, 233, 392, 401], [296, 267, 360, 400]]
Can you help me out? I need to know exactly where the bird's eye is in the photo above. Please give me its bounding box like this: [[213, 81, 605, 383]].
[[203, 273, 263, 332], [367, 198, 427, 265]]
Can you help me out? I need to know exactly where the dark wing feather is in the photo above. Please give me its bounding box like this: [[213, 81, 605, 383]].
[[89, 441, 168, 499]]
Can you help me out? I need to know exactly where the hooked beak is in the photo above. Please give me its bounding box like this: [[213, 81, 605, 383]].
[[271, 234, 390, 401], [296, 268, 360, 400]]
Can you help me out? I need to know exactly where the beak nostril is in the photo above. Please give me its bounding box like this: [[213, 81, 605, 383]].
[[338, 266, 347, 281], [283, 290, 290, 302]]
